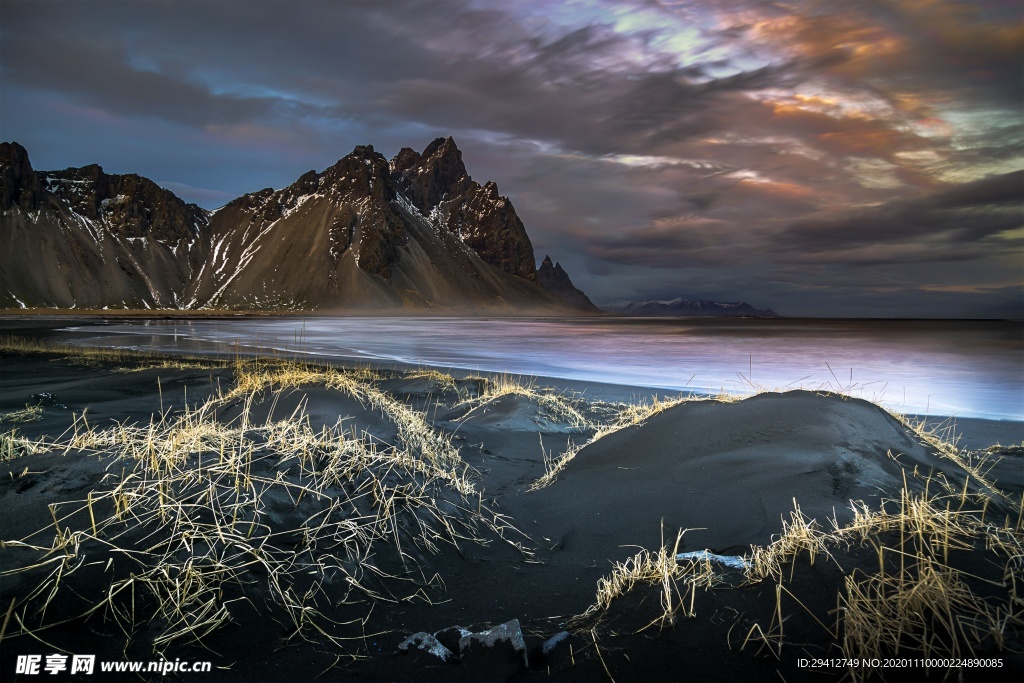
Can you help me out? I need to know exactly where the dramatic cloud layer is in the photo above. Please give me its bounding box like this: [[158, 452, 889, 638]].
[[2, 0, 1021, 317]]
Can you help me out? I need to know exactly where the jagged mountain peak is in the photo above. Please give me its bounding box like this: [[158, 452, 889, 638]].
[[1, 141, 43, 212], [1, 139, 599, 312], [1, 141, 30, 167], [1, 144, 207, 242], [391, 137, 470, 214], [421, 136, 461, 161], [539, 255, 568, 275], [185, 136, 549, 309], [390, 138, 536, 283], [0, 141, 210, 309], [227, 144, 402, 226], [537, 254, 600, 312]]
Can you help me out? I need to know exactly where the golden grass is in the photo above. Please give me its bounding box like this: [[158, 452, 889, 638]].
[[744, 500, 832, 584], [558, 388, 1021, 673], [226, 357, 473, 496], [404, 368, 458, 393], [0, 429, 47, 461], [895, 413, 1012, 508], [0, 404, 44, 424], [0, 335, 228, 373], [572, 526, 720, 633], [738, 422, 1022, 677], [529, 436, 585, 491], [113, 359, 227, 373], [574, 477, 1022, 680], [737, 473, 1022, 677], [590, 395, 688, 442], [457, 373, 591, 430], [0, 354, 530, 658], [5, 336, 1020, 673]]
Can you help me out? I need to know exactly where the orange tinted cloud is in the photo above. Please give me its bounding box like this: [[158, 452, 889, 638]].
[[819, 129, 911, 155]]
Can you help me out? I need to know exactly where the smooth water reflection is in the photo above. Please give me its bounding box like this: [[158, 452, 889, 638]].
[[61, 317, 1023, 420]]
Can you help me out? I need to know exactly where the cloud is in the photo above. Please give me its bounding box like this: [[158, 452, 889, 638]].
[[1, 22, 282, 128], [1, 0, 1020, 317], [931, 169, 1024, 208], [780, 170, 1024, 254]]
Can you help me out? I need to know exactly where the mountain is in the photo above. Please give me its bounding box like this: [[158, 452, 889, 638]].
[[391, 137, 537, 284], [0, 139, 591, 312], [0, 142, 208, 309], [603, 298, 779, 317], [536, 255, 600, 312]]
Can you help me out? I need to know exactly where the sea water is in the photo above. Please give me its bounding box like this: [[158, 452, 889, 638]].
[[57, 317, 1023, 421]]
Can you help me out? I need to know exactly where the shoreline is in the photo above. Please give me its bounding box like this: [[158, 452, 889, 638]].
[[4, 315, 1023, 425], [3, 322, 1022, 438]]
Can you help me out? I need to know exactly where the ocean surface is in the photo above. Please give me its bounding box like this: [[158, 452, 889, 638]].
[[54, 316, 1023, 421]]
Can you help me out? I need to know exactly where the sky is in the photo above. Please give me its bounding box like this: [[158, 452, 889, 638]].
[[2, 0, 1022, 318]]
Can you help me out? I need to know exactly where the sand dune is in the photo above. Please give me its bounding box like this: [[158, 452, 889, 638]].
[[513, 391, 1001, 558]]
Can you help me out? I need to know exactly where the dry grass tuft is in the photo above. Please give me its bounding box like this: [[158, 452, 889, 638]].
[[1, 354, 531, 658], [528, 394, 687, 490], [573, 526, 720, 633], [458, 373, 591, 431], [113, 359, 227, 373], [0, 429, 48, 461], [575, 478, 1021, 680], [896, 414, 1011, 507], [529, 436, 585, 491], [0, 404, 44, 424], [746, 482, 1020, 679], [590, 395, 688, 442], [744, 500, 831, 584], [828, 483, 1023, 680], [404, 368, 458, 393], [227, 358, 473, 495]]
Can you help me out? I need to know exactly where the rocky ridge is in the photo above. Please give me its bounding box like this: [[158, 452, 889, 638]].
[[536, 255, 600, 312], [391, 137, 538, 284], [0, 139, 589, 312], [0, 142, 208, 309]]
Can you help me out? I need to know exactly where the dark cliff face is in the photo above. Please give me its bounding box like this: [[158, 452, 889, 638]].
[[208, 144, 409, 285], [390, 137, 472, 213], [1, 138, 595, 312], [0, 142, 209, 309], [391, 137, 539, 283], [43, 165, 207, 243], [320, 145, 407, 279], [2, 141, 207, 243], [536, 255, 601, 312], [0, 142, 44, 212]]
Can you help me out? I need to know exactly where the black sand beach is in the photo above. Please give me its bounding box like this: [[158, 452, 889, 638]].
[[1, 340, 1021, 682]]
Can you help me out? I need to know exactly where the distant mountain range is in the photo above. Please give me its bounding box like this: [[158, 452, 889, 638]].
[[0, 138, 591, 312], [602, 298, 779, 317]]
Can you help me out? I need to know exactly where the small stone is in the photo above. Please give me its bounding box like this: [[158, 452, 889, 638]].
[[532, 630, 584, 671], [433, 625, 472, 655], [457, 618, 528, 682], [397, 632, 454, 663]]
